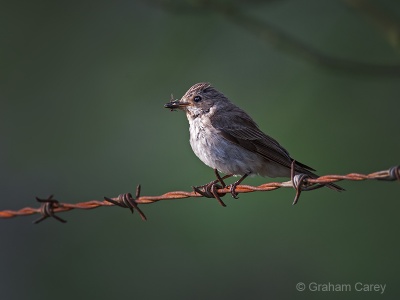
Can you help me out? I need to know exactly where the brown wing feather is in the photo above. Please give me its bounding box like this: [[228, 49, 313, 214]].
[[210, 107, 316, 172]]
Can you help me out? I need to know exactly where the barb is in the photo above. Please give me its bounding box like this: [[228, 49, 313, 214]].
[[104, 185, 147, 221], [33, 195, 67, 224], [0, 166, 398, 223]]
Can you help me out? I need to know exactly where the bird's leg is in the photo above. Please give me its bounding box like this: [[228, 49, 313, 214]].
[[194, 170, 232, 190], [193, 169, 233, 207], [214, 169, 230, 188], [229, 174, 249, 199]]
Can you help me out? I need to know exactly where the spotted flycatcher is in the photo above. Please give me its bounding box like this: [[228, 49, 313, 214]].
[[164, 82, 343, 198]]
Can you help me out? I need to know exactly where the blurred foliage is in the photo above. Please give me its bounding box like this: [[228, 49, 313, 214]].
[[1, 0, 399, 299]]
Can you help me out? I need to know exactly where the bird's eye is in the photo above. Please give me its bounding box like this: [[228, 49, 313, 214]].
[[193, 96, 202, 102]]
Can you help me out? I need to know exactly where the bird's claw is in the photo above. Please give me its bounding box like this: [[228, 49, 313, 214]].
[[227, 174, 248, 199], [228, 183, 240, 199]]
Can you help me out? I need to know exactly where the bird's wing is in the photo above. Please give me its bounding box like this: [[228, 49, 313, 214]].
[[210, 108, 315, 172]]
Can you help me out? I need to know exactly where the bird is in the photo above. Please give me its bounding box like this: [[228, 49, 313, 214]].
[[164, 82, 343, 202]]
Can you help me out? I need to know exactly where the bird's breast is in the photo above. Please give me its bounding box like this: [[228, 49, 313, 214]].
[[187, 116, 261, 175]]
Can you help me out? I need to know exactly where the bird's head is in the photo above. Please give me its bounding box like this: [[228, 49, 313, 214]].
[[164, 82, 229, 118]]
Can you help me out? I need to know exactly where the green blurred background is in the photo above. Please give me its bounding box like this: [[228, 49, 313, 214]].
[[1, 0, 399, 299]]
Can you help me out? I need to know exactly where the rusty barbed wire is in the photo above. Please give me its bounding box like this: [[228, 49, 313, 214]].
[[0, 166, 398, 223]]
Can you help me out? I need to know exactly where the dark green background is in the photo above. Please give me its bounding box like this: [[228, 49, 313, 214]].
[[1, 0, 399, 299]]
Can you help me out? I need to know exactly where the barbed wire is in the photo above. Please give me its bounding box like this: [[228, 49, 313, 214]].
[[0, 165, 398, 223]]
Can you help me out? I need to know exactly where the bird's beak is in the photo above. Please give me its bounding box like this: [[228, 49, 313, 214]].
[[164, 99, 190, 111]]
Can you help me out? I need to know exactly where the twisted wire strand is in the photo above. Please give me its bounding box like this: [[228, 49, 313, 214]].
[[0, 166, 398, 223]]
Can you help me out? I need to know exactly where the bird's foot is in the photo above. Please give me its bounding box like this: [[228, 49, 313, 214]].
[[228, 174, 249, 199], [193, 180, 226, 207], [228, 182, 240, 199]]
